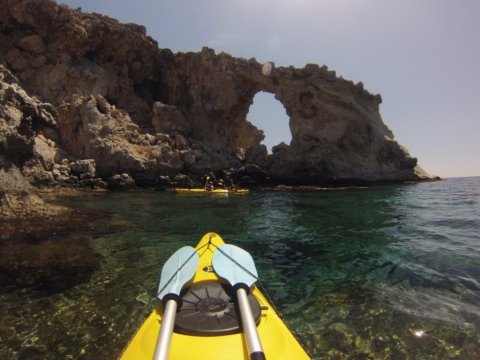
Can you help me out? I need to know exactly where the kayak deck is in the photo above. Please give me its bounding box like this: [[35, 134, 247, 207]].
[[120, 232, 310, 360]]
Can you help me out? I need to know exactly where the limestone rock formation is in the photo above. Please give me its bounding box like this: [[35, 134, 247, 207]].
[[1, 0, 434, 219], [159, 50, 429, 183], [0, 64, 105, 219], [0, 64, 58, 218]]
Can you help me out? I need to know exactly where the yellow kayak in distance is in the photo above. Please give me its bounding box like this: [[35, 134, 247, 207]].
[[119, 232, 311, 360], [174, 188, 250, 194]]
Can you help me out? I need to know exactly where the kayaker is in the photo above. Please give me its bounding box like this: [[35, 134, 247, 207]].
[[223, 169, 236, 190], [203, 171, 217, 191], [203, 175, 214, 191], [209, 171, 218, 184]]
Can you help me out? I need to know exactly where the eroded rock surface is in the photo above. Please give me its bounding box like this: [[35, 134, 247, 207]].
[[1, 0, 434, 217], [0, 64, 61, 218], [159, 48, 432, 183]]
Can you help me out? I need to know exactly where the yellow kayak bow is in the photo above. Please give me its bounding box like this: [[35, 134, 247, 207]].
[[120, 232, 310, 360]]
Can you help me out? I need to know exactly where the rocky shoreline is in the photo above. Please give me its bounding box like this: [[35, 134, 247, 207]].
[[1, 0, 436, 221]]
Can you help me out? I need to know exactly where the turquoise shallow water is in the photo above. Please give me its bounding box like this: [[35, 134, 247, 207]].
[[1, 177, 479, 359]]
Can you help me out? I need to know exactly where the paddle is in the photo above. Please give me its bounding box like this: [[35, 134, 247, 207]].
[[153, 246, 199, 360], [212, 244, 266, 360]]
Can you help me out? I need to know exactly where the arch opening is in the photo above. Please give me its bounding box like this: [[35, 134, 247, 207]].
[[247, 92, 291, 153]]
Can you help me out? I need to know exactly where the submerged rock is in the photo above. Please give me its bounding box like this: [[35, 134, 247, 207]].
[[0, 232, 98, 294]]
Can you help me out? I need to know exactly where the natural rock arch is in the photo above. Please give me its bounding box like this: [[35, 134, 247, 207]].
[[157, 47, 426, 183], [0, 1, 432, 186]]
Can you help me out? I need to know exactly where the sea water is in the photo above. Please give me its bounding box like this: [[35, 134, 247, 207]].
[[0, 177, 479, 359]]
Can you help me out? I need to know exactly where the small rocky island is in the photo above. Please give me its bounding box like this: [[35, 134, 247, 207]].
[[1, 0, 433, 220]]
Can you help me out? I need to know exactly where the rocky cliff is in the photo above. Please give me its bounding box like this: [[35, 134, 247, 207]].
[[0, 0, 433, 218]]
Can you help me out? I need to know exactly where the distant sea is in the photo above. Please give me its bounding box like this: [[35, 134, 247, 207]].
[[1, 177, 479, 359]]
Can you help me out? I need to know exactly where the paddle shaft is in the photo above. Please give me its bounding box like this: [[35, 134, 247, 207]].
[[236, 287, 266, 360], [153, 300, 177, 360]]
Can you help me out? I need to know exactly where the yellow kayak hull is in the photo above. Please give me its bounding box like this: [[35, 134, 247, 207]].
[[120, 232, 310, 360], [174, 188, 249, 194]]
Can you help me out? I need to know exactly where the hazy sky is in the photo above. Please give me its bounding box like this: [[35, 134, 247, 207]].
[[60, 0, 480, 177]]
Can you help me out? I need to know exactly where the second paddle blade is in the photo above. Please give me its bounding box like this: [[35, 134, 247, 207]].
[[212, 244, 258, 288]]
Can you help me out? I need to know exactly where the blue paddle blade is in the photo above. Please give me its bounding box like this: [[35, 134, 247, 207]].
[[212, 244, 258, 288], [157, 246, 199, 300]]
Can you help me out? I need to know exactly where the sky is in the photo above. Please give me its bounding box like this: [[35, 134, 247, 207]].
[[60, 0, 480, 178]]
